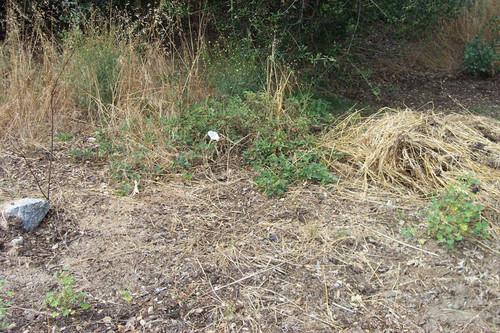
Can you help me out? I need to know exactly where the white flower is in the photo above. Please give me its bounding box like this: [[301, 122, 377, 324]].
[[207, 130, 220, 142]]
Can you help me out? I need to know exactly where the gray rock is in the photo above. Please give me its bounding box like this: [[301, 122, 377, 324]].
[[3, 198, 50, 232]]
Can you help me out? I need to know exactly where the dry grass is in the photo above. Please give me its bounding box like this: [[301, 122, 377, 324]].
[[0, 10, 210, 174], [407, 0, 500, 71], [97, 37, 208, 172], [0, 13, 77, 143], [323, 109, 500, 238]]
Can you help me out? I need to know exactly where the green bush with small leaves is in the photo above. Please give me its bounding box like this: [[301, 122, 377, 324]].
[[164, 92, 337, 195], [45, 268, 90, 317], [463, 16, 500, 76], [246, 132, 336, 195], [463, 37, 498, 76], [425, 175, 488, 250]]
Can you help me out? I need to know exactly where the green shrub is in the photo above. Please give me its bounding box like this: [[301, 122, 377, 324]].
[[463, 16, 500, 76], [425, 175, 487, 250], [245, 131, 336, 195], [45, 268, 90, 317], [166, 92, 337, 195], [463, 37, 498, 75]]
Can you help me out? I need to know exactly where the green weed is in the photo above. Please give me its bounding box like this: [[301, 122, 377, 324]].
[[69, 147, 95, 160], [425, 174, 487, 250], [245, 131, 336, 195], [165, 92, 337, 195], [224, 302, 236, 318], [0, 280, 13, 329], [55, 132, 74, 142], [45, 268, 90, 317], [119, 287, 133, 303], [401, 227, 416, 239]]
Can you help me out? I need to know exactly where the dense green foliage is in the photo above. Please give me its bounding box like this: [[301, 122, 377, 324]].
[[463, 15, 500, 76], [7, 0, 472, 60], [96, 92, 338, 196]]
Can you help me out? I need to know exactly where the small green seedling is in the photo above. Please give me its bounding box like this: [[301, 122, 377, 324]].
[[45, 268, 90, 317], [401, 227, 416, 239], [119, 287, 133, 302]]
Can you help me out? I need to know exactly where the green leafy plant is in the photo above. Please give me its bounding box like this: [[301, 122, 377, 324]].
[[463, 37, 498, 76], [45, 268, 90, 317], [119, 287, 133, 303], [247, 135, 336, 195], [69, 147, 95, 160], [168, 92, 337, 196], [401, 227, 416, 239], [0, 280, 14, 329], [425, 175, 487, 250]]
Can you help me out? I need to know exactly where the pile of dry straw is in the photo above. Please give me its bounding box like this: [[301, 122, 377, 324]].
[[323, 109, 499, 236]]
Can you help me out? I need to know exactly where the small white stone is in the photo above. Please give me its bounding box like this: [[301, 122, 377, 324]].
[[11, 237, 24, 246]]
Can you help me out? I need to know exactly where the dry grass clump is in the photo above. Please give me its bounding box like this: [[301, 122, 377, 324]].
[[0, 16, 78, 142], [407, 0, 500, 71], [323, 109, 500, 241], [323, 109, 500, 201]]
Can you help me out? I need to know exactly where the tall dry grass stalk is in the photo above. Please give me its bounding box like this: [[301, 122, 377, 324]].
[[265, 36, 295, 122], [407, 0, 500, 71]]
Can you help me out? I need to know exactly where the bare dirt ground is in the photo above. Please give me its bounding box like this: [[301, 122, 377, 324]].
[[1, 119, 499, 333], [363, 71, 499, 119], [336, 32, 500, 120]]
